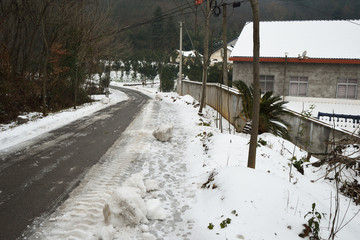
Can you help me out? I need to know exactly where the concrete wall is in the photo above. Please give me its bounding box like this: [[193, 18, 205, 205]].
[[181, 80, 246, 132], [282, 109, 358, 153], [233, 62, 360, 99], [181, 80, 358, 153]]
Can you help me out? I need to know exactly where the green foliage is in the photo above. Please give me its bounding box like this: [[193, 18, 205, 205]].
[[151, 6, 164, 50], [220, 219, 228, 229], [160, 64, 177, 92], [124, 61, 131, 76], [207, 223, 214, 230], [198, 118, 211, 127], [257, 138, 267, 147], [303, 203, 324, 240], [289, 156, 308, 175], [186, 62, 202, 82], [138, 62, 158, 82], [220, 218, 231, 228], [231, 210, 238, 216], [207, 211, 239, 231], [207, 64, 232, 86], [100, 74, 111, 89], [234, 80, 290, 139], [208, 64, 222, 83]]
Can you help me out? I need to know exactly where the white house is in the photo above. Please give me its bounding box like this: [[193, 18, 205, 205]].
[[172, 50, 203, 64], [210, 38, 237, 66]]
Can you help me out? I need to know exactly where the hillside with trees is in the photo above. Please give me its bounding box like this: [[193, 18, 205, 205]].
[[108, 0, 360, 57]]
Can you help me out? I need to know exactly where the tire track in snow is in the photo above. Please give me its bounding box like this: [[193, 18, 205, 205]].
[[29, 101, 159, 240], [30, 98, 197, 240]]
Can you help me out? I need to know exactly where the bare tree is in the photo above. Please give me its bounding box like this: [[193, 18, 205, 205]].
[[198, 0, 210, 115], [0, 0, 130, 123], [247, 0, 260, 169]]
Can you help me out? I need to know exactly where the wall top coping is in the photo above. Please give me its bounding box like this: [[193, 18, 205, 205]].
[[229, 57, 360, 65], [182, 80, 241, 95]]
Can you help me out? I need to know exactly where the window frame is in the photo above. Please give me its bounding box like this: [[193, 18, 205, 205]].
[[259, 75, 275, 94], [289, 76, 308, 97], [336, 78, 358, 99]]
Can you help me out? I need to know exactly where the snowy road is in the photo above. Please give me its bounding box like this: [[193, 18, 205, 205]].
[[0, 87, 149, 240]]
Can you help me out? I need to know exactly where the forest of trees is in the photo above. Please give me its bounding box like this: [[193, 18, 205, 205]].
[[0, 0, 129, 123], [1, 0, 359, 124]]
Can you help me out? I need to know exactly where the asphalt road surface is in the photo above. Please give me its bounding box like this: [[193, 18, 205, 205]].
[[0, 87, 149, 240]]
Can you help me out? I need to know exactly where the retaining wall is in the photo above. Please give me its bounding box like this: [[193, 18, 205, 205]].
[[181, 80, 246, 132], [180, 80, 358, 153]]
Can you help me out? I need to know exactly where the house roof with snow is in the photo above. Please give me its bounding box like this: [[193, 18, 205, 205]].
[[177, 50, 203, 58], [212, 37, 238, 54], [230, 20, 360, 64]]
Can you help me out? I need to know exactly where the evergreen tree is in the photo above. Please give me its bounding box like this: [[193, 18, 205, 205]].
[[160, 65, 177, 92], [163, 16, 177, 52], [151, 6, 164, 51]]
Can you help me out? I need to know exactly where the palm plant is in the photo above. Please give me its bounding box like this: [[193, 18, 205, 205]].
[[234, 80, 290, 139]]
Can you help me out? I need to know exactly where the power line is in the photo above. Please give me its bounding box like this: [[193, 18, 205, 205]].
[[114, 3, 195, 34]]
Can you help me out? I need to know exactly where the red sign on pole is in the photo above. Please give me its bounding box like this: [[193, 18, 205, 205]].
[[195, 0, 204, 5]]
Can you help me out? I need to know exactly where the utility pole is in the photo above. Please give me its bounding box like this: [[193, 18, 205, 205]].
[[178, 21, 183, 95], [222, 3, 228, 86], [283, 52, 288, 101]]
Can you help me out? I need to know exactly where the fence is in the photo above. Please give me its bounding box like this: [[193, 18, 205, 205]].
[[180, 80, 358, 153], [317, 112, 360, 134]]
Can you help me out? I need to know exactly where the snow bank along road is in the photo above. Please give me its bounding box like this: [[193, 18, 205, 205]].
[[0, 87, 149, 240]]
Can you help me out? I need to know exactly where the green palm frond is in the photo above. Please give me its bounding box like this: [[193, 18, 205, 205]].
[[234, 80, 290, 139]]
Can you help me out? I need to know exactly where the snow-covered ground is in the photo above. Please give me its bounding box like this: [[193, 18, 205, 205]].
[[1, 81, 359, 240], [0, 90, 128, 153]]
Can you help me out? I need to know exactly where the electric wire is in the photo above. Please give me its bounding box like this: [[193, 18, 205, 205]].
[[114, 3, 195, 34]]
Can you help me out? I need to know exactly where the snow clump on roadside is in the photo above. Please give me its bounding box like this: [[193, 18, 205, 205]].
[[153, 125, 173, 142], [123, 172, 147, 197], [100, 172, 165, 240], [144, 179, 159, 192]]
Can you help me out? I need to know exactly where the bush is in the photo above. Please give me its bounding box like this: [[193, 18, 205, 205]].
[[160, 65, 177, 92], [234, 80, 290, 139]]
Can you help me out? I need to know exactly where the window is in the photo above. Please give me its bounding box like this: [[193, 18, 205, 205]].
[[289, 76, 308, 96], [260, 75, 274, 93], [337, 78, 358, 99]]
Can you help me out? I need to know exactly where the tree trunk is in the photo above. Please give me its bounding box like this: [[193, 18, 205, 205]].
[[40, 15, 50, 116], [222, 4, 228, 87], [198, 0, 210, 114], [247, 0, 260, 169]]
